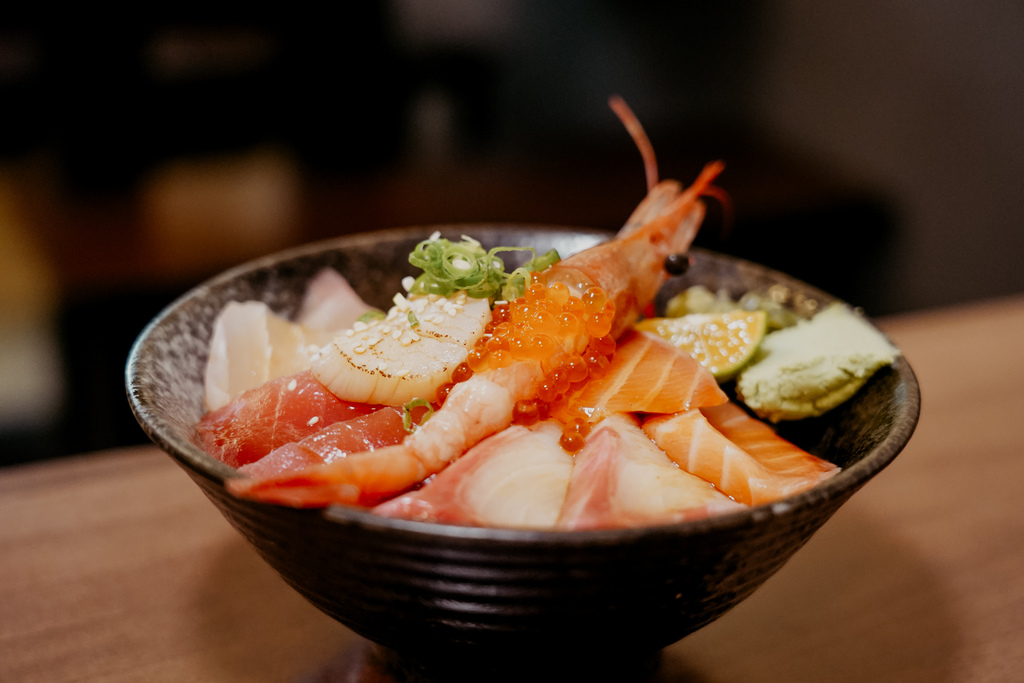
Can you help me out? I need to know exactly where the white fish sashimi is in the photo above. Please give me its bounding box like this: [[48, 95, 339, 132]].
[[296, 268, 376, 332], [204, 301, 319, 411], [556, 414, 746, 530], [204, 270, 375, 411], [373, 421, 573, 529], [312, 292, 491, 405]]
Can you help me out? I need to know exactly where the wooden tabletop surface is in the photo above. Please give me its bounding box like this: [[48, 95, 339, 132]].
[[2, 295, 1023, 682]]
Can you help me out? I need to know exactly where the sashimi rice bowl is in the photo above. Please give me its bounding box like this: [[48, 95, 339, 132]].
[[127, 228, 918, 675], [126, 97, 917, 679]]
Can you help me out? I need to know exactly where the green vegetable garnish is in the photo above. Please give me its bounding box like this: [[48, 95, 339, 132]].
[[402, 398, 434, 432], [503, 248, 561, 301], [407, 311, 419, 327], [407, 235, 560, 303], [357, 310, 386, 323]]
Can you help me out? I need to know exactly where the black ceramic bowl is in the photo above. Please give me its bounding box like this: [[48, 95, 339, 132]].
[[126, 225, 919, 680]]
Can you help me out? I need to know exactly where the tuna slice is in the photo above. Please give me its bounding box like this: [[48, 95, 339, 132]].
[[197, 370, 381, 468], [237, 406, 409, 480]]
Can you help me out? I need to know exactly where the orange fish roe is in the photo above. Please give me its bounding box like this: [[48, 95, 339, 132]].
[[433, 362, 473, 405], [464, 274, 617, 452]]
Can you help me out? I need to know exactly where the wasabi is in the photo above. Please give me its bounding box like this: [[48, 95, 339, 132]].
[[736, 303, 899, 422]]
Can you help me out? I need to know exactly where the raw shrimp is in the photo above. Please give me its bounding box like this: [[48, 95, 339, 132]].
[[227, 103, 725, 508]]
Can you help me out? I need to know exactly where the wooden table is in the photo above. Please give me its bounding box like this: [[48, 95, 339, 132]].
[[2, 296, 1023, 682]]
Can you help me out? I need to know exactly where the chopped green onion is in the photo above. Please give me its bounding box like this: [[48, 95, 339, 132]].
[[523, 248, 561, 272], [501, 249, 561, 300], [408, 236, 560, 303], [407, 311, 419, 327], [402, 398, 434, 432], [357, 310, 386, 323], [502, 268, 531, 302]]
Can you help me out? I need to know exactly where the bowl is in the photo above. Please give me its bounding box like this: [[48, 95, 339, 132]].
[[126, 225, 919, 681]]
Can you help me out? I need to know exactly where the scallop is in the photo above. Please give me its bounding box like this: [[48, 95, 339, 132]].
[[312, 292, 491, 405]]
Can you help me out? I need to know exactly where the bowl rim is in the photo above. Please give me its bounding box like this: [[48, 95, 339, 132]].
[[126, 224, 921, 545]]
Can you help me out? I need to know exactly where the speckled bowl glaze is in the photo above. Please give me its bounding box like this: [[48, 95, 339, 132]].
[[126, 225, 919, 681]]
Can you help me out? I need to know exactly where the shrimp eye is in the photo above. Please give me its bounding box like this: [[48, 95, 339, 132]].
[[664, 253, 691, 276]]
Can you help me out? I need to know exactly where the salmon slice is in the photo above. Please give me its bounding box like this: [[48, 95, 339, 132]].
[[237, 407, 409, 480], [197, 371, 382, 468], [571, 330, 727, 417], [643, 402, 839, 506], [556, 414, 745, 530], [373, 422, 573, 529], [701, 401, 840, 480]]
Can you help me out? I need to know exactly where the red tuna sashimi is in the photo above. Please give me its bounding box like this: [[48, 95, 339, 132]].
[[556, 414, 745, 530], [571, 330, 727, 417], [373, 421, 573, 529], [701, 401, 840, 480], [237, 406, 409, 480], [643, 405, 837, 506], [226, 402, 434, 507], [197, 370, 381, 468]]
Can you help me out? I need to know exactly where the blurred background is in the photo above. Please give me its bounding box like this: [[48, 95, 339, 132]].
[[1, 1, 1021, 465]]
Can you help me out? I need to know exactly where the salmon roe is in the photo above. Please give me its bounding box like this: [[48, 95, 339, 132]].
[[464, 276, 617, 452]]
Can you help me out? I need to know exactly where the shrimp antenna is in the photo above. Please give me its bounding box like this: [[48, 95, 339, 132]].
[[609, 95, 658, 192], [702, 183, 734, 241]]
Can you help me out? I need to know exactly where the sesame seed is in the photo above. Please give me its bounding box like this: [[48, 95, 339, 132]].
[[307, 416, 320, 426], [353, 321, 368, 332], [287, 379, 298, 391]]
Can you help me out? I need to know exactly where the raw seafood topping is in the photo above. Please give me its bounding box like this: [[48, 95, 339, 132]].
[[195, 98, 898, 530]]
